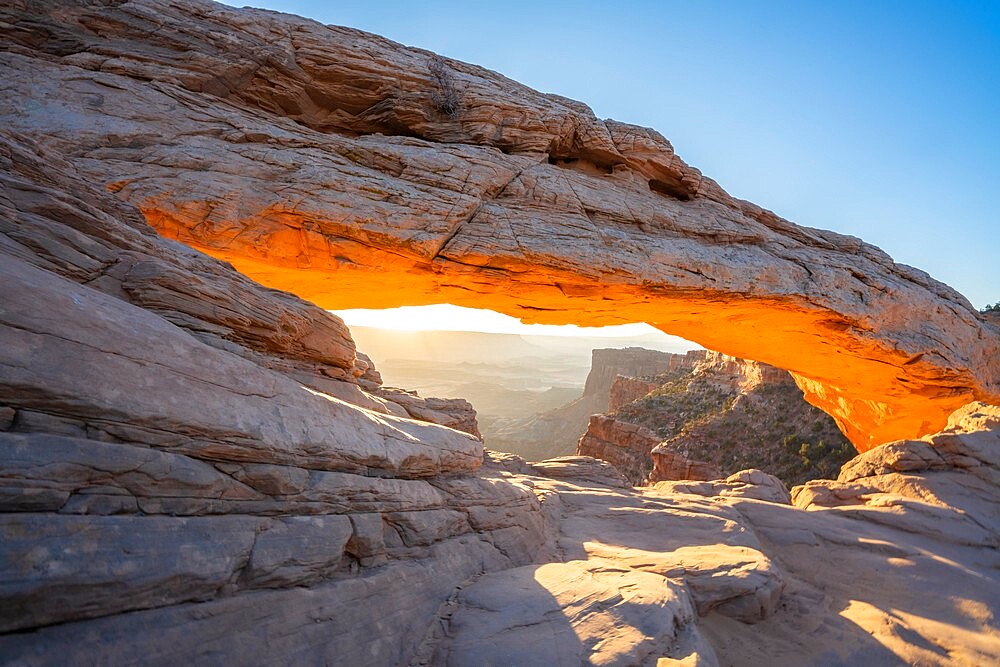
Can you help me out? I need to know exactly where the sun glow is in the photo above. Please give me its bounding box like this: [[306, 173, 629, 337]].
[[334, 304, 669, 338]]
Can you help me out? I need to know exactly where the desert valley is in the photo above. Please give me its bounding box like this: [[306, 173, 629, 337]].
[[1, 1, 999, 665]]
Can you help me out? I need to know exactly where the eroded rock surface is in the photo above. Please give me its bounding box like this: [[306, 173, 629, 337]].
[[643, 352, 854, 486], [578, 350, 851, 485], [1, 2, 999, 665], [652, 469, 794, 505], [577, 414, 676, 483], [699, 404, 1000, 666], [435, 560, 707, 667], [610, 375, 665, 412], [1, 0, 998, 448]]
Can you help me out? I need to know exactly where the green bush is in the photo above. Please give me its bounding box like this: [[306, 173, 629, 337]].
[[796, 439, 855, 478], [613, 365, 856, 486]]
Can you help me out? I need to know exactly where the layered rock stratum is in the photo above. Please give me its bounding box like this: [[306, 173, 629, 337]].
[[1, 0, 999, 449], [578, 350, 855, 486], [490, 347, 701, 460], [1, 1, 999, 665]]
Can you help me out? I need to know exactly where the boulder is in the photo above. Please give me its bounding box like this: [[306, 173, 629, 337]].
[[435, 560, 707, 666]]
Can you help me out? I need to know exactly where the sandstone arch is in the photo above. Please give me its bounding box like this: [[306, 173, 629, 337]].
[[2, 0, 998, 450]]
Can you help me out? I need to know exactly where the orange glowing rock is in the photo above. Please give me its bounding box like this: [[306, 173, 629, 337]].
[[140, 193, 1000, 453], [4, 0, 998, 451]]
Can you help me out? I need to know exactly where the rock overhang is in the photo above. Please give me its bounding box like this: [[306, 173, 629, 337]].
[[2, 0, 998, 452]]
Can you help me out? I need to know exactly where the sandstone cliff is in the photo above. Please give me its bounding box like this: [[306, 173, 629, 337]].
[[0, 128, 547, 663], [1, 0, 998, 450], [646, 353, 855, 486], [584, 348, 701, 398], [1, 2, 999, 664], [489, 347, 699, 460], [609, 375, 664, 412], [578, 413, 724, 485], [578, 351, 854, 485]]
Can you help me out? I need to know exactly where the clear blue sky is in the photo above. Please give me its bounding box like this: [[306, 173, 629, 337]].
[[226, 0, 999, 309]]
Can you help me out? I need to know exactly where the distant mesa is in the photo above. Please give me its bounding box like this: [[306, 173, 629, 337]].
[[485, 347, 703, 461]]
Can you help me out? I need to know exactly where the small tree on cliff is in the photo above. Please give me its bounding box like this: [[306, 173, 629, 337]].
[[982, 302, 1000, 313]]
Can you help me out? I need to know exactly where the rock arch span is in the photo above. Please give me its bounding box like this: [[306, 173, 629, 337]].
[[2, 0, 997, 451]]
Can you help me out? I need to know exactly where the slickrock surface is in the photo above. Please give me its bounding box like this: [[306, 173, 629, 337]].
[[0, 128, 998, 661], [652, 469, 794, 505], [435, 560, 706, 666], [0, 130, 548, 663], [529, 455, 632, 489], [1, 2, 1000, 665], [1, 0, 999, 449], [700, 404, 1000, 666]]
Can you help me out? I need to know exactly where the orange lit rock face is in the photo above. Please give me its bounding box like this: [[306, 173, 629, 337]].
[[3, 0, 998, 451]]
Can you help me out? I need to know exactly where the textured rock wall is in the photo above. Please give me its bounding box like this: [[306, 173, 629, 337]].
[[583, 348, 699, 399], [578, 350, 851, 485], [1, 3, 999, 664], [608, 375, 663, 412], [602, 350, 760, 414], [577, 414, 664, 483], [694, 350, 795, 390], [487, 347, 700, 460], [1, 0, 998, 449], [648, 450, 724, 484], [0, 130, 552, 663]]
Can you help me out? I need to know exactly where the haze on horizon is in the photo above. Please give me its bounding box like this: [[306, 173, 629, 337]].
[[334, 304, 701, 344], [225, 0, 1000, 315]]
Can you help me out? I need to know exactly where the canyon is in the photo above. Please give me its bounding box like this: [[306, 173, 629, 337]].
[[487, 346, 699, 461], [345, 327, 688, 462], [577, 349, 854, 486], [1, 1, 999, 665]]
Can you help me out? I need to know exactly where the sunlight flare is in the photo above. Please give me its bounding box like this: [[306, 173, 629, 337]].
[[334, 304, 668, 338]]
